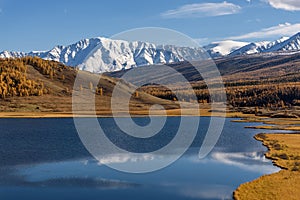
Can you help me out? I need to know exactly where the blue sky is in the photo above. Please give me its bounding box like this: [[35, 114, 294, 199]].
[[1, 0, 300, 52]]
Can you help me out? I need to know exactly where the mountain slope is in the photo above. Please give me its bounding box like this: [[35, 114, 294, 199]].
[[230, 36, 291, 56], [0, 38, 206, 73], [108, 52, 300, 83], [1, 33, 300, 73], [229, 41, 271, 56], [266, 33, 300, 52]]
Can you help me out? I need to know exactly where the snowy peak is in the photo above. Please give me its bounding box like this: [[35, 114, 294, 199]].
[[266, 33, 300, 52], [204, 35, 297, 57], [204, 40, 249, 57], [78, 39, 207, 73], [0, 50, 27, 58], [267, 36, 289, 47], [229, 41, 271, 56], [0, 37, 207, 73], [1, 33, 300, 73], [230, 33, 300, 56]]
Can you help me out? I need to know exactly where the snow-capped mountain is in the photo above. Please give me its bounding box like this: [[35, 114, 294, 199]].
[[203, 34, 296, 57], [204, 40, 249, 57], [1, 32, 300, 73], [229, 41, 271, 56], [0, 37, 206, 73], [230, 36, 291, 56], [0, 51, 27, 58], [265, 33, 300, 52]]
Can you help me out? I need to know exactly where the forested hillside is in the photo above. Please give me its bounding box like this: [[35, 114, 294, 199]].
[[1, 54, 300, 111]]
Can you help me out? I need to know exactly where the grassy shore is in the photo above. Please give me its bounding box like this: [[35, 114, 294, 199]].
[[0, 108, 251, 118], [0, 102, 256, 118], [234, 133, 300, 200]]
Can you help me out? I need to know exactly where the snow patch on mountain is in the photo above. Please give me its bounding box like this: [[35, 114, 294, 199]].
[[204, 40, 249, 57]]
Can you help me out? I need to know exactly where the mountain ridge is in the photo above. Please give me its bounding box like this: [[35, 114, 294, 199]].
[[0, 37, 207, 73], [1, 32, 300, 73]]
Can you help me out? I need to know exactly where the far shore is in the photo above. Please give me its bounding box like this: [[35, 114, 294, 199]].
[[0, 108, 253, 118]]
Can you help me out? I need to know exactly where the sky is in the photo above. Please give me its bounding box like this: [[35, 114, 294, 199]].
[[1, 0, 300, 52]]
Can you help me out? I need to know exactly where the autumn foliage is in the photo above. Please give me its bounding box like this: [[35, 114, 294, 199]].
[[0, 58, 45, 98], [0, 57, 72, 99], [142, 80, 300, 108]]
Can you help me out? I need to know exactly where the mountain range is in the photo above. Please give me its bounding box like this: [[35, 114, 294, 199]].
[[1, 32, 300, 73]]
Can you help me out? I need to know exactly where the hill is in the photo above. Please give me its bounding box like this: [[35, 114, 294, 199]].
[[107, 53, 300, 109], [0, 57, 178, 114], [1, 53, 300, 115]]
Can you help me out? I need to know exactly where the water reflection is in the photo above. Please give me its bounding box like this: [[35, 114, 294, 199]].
[[0, 148, 278, 189], [0, 165, 139, 189], [209, 151, 278, 174], [179, 184, 234, 200], [94, 150, 278, 174], [97, 153, 156, 165], [0, 117, 287, 200]]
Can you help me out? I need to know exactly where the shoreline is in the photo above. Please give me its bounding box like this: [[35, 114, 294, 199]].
[[233, 133, 300, 200], [0, 109, 252, 118]]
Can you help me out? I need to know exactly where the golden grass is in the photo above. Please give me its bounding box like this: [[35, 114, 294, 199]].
[[234, 117, 300, 131], [263, 120, 300, 125], [235, 117, 300, 125], [245, 125, 300, 131], [234, 170, 300, 200], [0, 108, 252, 118], [231, 118, 265, 123], [234, 134, 300, 200]]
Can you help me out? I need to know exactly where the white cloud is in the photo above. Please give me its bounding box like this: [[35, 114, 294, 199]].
[[161, 1, 241, 18], [265, 0, 300, 11], [229, 22, 300, 40]]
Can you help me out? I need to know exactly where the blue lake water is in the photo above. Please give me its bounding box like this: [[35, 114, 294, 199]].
[[0, 117, 286, 200]]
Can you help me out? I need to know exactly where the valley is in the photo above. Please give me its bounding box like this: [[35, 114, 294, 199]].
[[1, 50, 300, 117]]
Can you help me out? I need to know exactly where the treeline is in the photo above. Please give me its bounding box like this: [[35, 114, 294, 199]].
[[142, 82, 300, 108], [227, 84, 300, 107], [22, 56, 72, 80]]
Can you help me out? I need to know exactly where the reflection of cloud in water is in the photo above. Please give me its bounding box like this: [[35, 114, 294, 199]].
[[23, 177, 139, 189], [97, 154, 157, 165], [180, 184, 233, 200], [94, 151, 279, 174], [193, 151, 279, 174], [0, 164, 139, 189], [0, 170, 139, 189], [160, 182, 234, 199]]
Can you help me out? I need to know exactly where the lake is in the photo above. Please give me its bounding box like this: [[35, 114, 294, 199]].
[[0, 117, 284, 200]]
